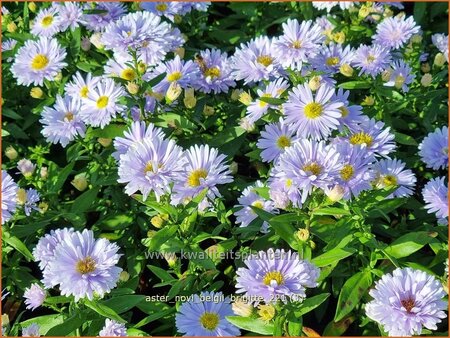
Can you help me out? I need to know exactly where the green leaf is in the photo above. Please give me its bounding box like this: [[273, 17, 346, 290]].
[[384, 231, 437, 259], [70, 187, 100, 214], [2, 235, 34, 261], [338, 81, 371, 89], [294, 293, 330, 317], [323, 315, 355, 336], [258, 96, 285, 105], [334, 271, 372, 321], [394, 132, 418, 146], [46, 312, 84, 336], [49, 162, 74, 193], [20, 315, 65, 336], [148, 265, 176, 282], [87, 124, 127, 139], [101, 295, 146, 314], [311, 247, 356, 267], [84, 299, 126, 323], [312, 207, 351, 216], [269, 218, 299, 250], [142, 224, 178, 251], [226, 316, 274, 335]]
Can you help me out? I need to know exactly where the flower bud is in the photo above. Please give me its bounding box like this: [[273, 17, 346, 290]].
[[308, 76, 322, 91], [175, 47, 185, 59], [17, 189, 27, 205], [147, 230, 157, 238], [38, 202, 49, 214], [383, 8, 393, 18], [1, 314, 9, 327], [258, 304, 276, 322], [174, 14, 182, 24], [296, 228, 310, 242], [119, 271, 130, 282], [229, 161, 238, 175], [54, 72, 63, 82], [381, 68, 393, 82], [126, 82, 140, 95], [81, 37, 91, 51], [28, 2, 37, 13], [421, 62, 430, 73], [40, 166, 48, 180], [137, 62, 147, 74], [5, 146, 18, 160], [203, 105, 214, 116], [325, 185, 345, 202], [309, 240, 317, 250], [358, 5, 371, 19], [420, 73, 433, 87], [362, 95, 375, 106], [71, 173, 88, 191], [164, 252, 177, 267], [434, 53, 446, 67], [239, 117, 255, 132], [17, 158, 36, 178], [30, 87, 44, 99], [232, 297, 254, 317], [183, 88, 196, 108], [339, 64, 354, 77], [411, 34, 422, 44], [165, 82, 182, 103], [90, 32, 104, 49], [98, 138, 112, 147], [231, 89, 242, 101], [7, 22, 17, 33], [151, 214, 168, 229], [333, 31, 345, 44], [238, 91, 252, 105]]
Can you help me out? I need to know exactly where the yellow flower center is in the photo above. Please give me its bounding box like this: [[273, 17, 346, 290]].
[[292, 40, 302, 49], [187, 169, 208, 187], [96, 96, 109, 109], [340, 164, 354, 181], [276, 135, 291, 149], [303, 162, 322, 176], [263, 271, 284, 286], [65, 112, 74, 121], [251, 200, 264, 209], [401, 298, 415, 313], [339, 106, 349, 118], [80, 86, 89, 98], [121, 68, 136, 81], [259, 93, 272, 107], [257, 55, 273, 67], [31, 54, 49, 71], [326, 56, 340, 66], [394, 75, 405, 89], [382, 174, 397, 187], [304, 102, 323, 119], [285, 179, 292, 188], [199, 312, 220, 330], [367, 55, 376, 63], [41, 15, 53, 27], [17, 189, 27, 205], [144, 161, 163, 174], [203, 67, 221, 79], [167, 71, 182, 82], [349, 132, 373, 147], [76, 256, 96, 274], [156, 3, 168, 12], [258, 304, 276, 322]]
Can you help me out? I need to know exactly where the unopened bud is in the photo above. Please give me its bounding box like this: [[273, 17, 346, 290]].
[[98, 138, 112, 147], [232, 297, 254, 317], [17, 158, 36, 178], [119, 271, 130, 282], [30, 87, 44, 99], [5, 146, 18, 160], [173, 14, 182, 24], [137, 62, 147, 74], [7, 22, 17, 33], [81, 37, 91, 51], [326, 185, 345, 202], [40, 166, 48, 179], [421, 73, 433, 87], [90, 32, 104, 49], [151, 214, 168, 229], [434, 53, 446, 67], [126, 82, 140, 95], [358, 5, 371, 19], [54, 72, 63, 82], [229, 161, 238, 175], [239, 117, 255, 132], [231, 89, 242, 101], [383, 8, 393, 18], [333, 31, 345, 44], [28, 2, 37, 13], [411, 34, 422, 44], [175, 47, 185, 59], [17, 189, 27, 205], [38, 202, 49, 214], [339, 64, 354, 77], [381, 68, 393, 82], [71, 173, 88, 191], [238, 91, 252, 105], [165, 82, 182, 103], [421, 62, 430, 73], [296, 228, 310, 242], [362, 95, 375, 106], [309, 240, 316, 250], [164, 252, 177, 267], [308, 76, 322, 91], [147, 230, 157, 238], [1, 314, 9, 327], [183, 88, 196, 108], [258, 304, 275, 322], [203, 105, 214, 116]]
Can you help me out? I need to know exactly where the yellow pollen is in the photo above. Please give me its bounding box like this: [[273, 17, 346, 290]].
[[339, 106, 349, 118], [96, 96, 109, 109], [394, 75, 405, 89], [167, 71, 182, 82], [263, 271, 284, 286], [303, 162, 322, 176], [304, 102, 323, 119], [65, 112, 74, 121], [259, 93, 272, 107], [187, 169, 208, 187], [41, 15, 53, 27], [292, 40, 302, 49], [257, 55, 273, 67], [127, 31, 132, 36], [31, 54, 49, 71], [349, 132, 373, 147], [76, 256, 96, 274], [155, 3, 168, 12], [251, 200, 264, 209], [121, 68, 136, 81], [199, 312, 220, 330], [367, 55, 376, 63], [80, 86, 89, 98], [401, 298, 415, 313], [285, 179, 292, 188], [382, 174, 397, 187], [326, 56, 340, 66], [340, 164, 354, 181], [203, 67, 221, 79], [276, 135, 291, 149]]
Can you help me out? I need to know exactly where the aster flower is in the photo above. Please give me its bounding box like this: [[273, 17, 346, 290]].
[[175, 291, 240, 336], [171, 145, 233, 206], [373, 15, 420, 50], [276, 139, 342, 202], [118, 137, 185, 201], [11, 37, 67, 86], [418, 126, 448, 170], [1, 170, 18, 224], [33, 228, 75, 271], [332, 88, 368, 132], [311, 43, 354, 74], [345, 118, 396, 157], [112, 121, 165, 161], [179, 2, 211, 14], [257, 118, 299, 163], [79, 78, 126, 128], [104, 53, 139, 81], [81, 2, 126, 32], [140, 2, 184, 22], [236, 249, 320, 304], [99, 319, 127, 337], [22, 188, 41, 216], [371, 158, 416, 198], [283, 83, 343, 140], [43, 229, 122, 301], [268, 173, 303, 209], [2, 38, 17, 51], [22, 323, 40, 337], [365, 267, 447, 336], [40, 95, 86, 147], [384, 60, 415, 92], [24, 283, 46, 311], [246, 78, 289, 123], [17, 159, 36, 177], [31, 7, 62, 37], [353, 44, 392, 77], [312, 1, 356, 12], [422, 177, 448, 224], [53, 2, 83, 32], [274, 19, 324, 70], [231, 36, 283, 84], [432, 33, 449, 62], [234, 181, 277, 233], [192, 49, 236, 94], [65, 72, 101, 102]]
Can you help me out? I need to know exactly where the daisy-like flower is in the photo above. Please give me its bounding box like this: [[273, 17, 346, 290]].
[[236, 249, 320, 304], [176, 292, 240, 337], [65, 72, 101, 102], [231, 36, 283, 84], [80, 78, 126, 128], [140, 2, 184, 22], [171, 145, 233, 206], [112, 121, 165, 161], [99, 319, 127, 337], [432, 33, 449, 62], [274, 19, 324, 70], [11, 37, 67, 86], [81, 2, 126, 32], [40, 95, 86, 147], [275, 139, 342, 202], [283, 83, 343, 140], [17, 159, 36, 177], [118, 137, 185, 201], [22, 323, 40, 337], [365, 267, 447, 336], [345, 118, 396, 157], [179, 2, 211, 14], [33, 228, 75, 271], [353, 44, 392, 78], [246, 78, 289, 123], [422, 177, 448, 224], [21, 188, 41, 216], [257, 118, 299, 163], [371, 158, 416, 198], [2, 38, 17, 51], [332, 88, 368, 132], [43, 229, 122, 301], [53, 2, 83, 32], [234, 181, 277, 233], [384, 60, 415, 92], [104, 53, 139, 81], [373, 15, 420, 50], [30, 7, 62, 37], [418, 126, 448, 170], [192, 49, 236, 94], [1, 170, 18, 225], [311, 43, 354, 75], [312, 1, 356, 12], [24, 283, 46, 311], [268, 173, 303, 209]]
